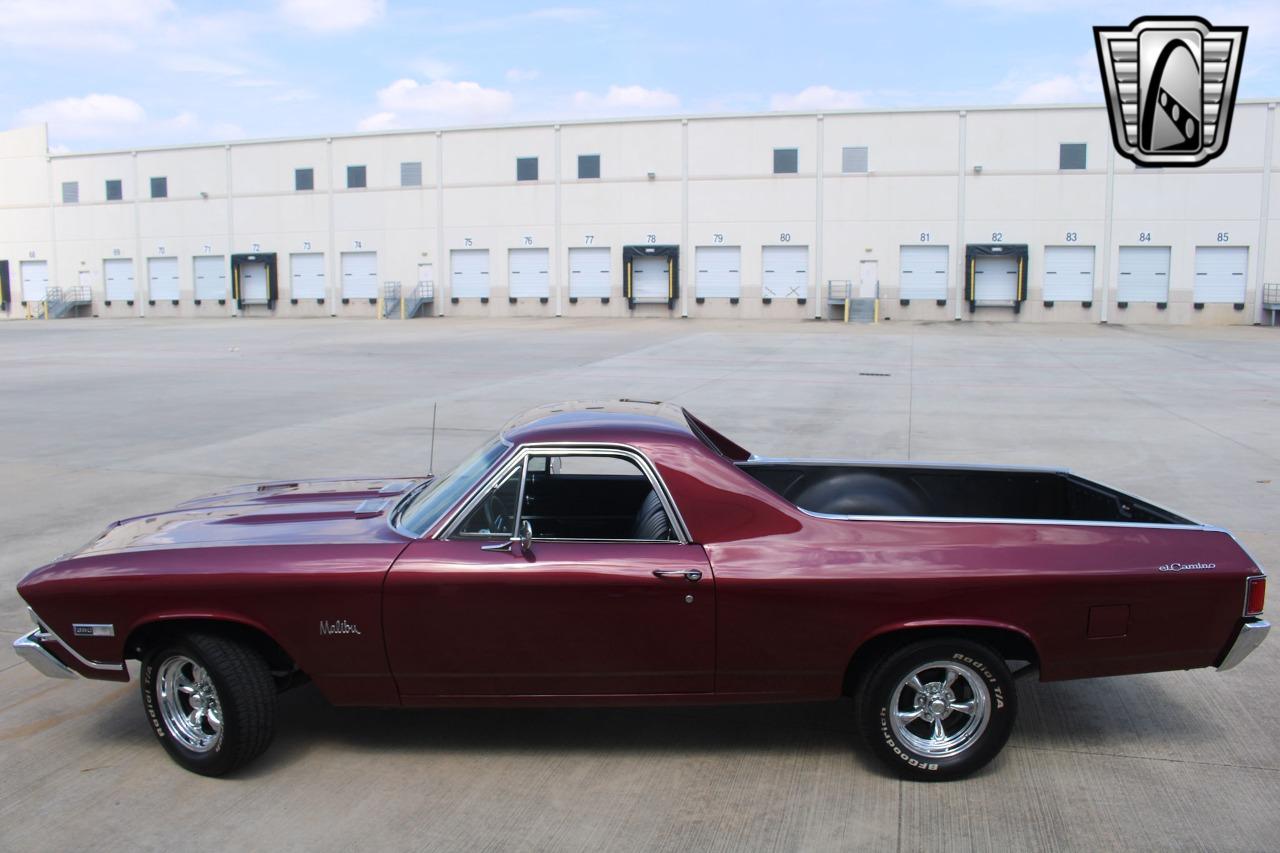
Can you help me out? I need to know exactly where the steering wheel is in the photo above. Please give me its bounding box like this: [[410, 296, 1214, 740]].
[[482, 493, 513, 534]]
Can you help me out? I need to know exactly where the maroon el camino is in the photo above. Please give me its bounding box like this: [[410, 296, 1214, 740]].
[[13, 401, 1269, 779]]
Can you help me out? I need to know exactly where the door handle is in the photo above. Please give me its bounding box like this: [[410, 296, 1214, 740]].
[[653, 569, 702, 582]]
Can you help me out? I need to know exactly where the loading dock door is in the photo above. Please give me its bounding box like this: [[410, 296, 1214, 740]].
[[632, 255, 670, 301], [899, 245, 948, 300], [762, 245, 808, 299], [1193, 246, 1247, 303], [341, 251, 378, 299], [1043, 246, 1095, 302], [290, 252, 326, 299], [695, 246, 741, 299], [451, 249, 490, 299], [569, 247, 610, 298], [104, 258, 135, 301], [241, 262, 269, 303], [1117, 246, 1171, 302], [508, 248, 550, 299], [20, 260, 48, 302], [973, 255, 1019, 302], [194, 256, 227, 301], [148, 257, 179, 301]]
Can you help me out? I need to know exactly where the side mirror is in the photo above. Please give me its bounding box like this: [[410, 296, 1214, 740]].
[[516, 519, 533, 556]]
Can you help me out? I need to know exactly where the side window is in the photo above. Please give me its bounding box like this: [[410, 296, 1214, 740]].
[[522, 453, 676, 541], [455, 464, 522, 537]]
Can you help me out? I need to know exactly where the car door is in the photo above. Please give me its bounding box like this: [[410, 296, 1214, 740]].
[[383, 446, 714, 700]]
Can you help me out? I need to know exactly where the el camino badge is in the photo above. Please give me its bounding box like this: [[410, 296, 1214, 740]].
[[319, 619, 361, 636], [72, 623, 115, 637], [1159, 561, 1216, 572]]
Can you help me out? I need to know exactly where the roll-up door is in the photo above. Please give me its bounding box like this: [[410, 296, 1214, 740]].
[[1043, 246, 1095, 301], [104, 258, 135, 301], [1193, 246, 1247, 303], [569, 247, 610, 298], [451, 249, 490, 299], [193, 256, 227, 301], [20, 260, 48, 302], [148, 256, 179, 301], [508, 248, 550, 298], [899, 245, 948, 300], [341, 251, 378, 299], [240, 262, 269, 303], [973, 255, 1019, 302], [762, 245, 808, 299], [290, 252, 325, 299], [632, 255, 670, 301], [1117, 246, 1171, 302], [695, 246, 741, 299]]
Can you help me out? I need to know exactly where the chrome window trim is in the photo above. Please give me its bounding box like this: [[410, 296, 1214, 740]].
[[26, 607, 125, 672], [435, 443, 692, 544], [389, 436, 514, 538]]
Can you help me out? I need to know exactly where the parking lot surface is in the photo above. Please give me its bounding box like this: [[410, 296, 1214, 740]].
[[2, 317, 1278, 852]]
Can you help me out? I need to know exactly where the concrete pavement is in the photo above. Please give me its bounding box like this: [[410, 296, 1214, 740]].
[[2, 317, 1278, 851]]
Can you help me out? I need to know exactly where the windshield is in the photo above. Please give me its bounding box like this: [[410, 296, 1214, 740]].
[[393, 436, 509, 537]]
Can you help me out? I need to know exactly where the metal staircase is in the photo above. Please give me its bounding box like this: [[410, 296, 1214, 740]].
[[381, 283, 402, 318], [404, 282, 434, 318], [45, 286, 92, 318], [381, 282, 434, 319], [826, 280, 877, 324], [1263, 283, 1280, 326]]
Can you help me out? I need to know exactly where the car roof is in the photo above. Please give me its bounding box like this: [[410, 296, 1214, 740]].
[[500, 400, 695, 446]]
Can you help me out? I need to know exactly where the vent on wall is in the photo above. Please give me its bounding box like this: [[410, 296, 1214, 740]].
[[61, 181, 79, 203], [842, 146, 869, 173]]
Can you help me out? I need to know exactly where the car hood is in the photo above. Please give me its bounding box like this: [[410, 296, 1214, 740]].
[[71, 476, 430, 557]]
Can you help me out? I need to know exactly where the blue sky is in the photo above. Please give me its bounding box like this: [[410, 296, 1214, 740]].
[[2, 0, 1277, 152]]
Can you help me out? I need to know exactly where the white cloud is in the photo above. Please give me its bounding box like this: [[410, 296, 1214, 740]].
[[441, 6, 600, 34], [357, 111, 399, 132], [505, 68, 540, 83], [570, 85, 679, 116], [18, 93, 146, 138], [770, 85, 866, 111], [1000, 53, 1102, 104], [410, 58, 456, 81], [0, 0, 174, 50], [276, 0, 385, 32], [359, 78, 515, 130], [162, 55, 246, 78]]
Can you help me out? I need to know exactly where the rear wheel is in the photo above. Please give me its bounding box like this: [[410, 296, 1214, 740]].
[[141, 633, 276, 776], [856, 639, 1016, 781]]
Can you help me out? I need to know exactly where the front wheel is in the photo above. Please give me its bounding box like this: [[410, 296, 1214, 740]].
[[141, 633, 277, 776], [856, 639, 1017, 781]]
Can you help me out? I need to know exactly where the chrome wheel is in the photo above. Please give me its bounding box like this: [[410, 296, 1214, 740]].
[[156, 655, 223, 753], [888, 660, 990, 759]]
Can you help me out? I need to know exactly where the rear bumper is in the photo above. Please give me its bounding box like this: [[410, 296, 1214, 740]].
[[1218, 618, 1270, 671], [13, 630, 77, 679]]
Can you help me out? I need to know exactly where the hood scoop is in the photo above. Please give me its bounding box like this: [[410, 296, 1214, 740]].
[[354, 498, 392, 518]]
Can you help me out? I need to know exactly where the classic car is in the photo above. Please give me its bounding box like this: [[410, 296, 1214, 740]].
[[13, 400, 1269, 779]]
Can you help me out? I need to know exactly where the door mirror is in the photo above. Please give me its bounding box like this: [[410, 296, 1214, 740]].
[[516, 519, 534, 555]]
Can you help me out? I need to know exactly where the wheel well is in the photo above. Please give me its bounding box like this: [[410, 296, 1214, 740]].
[[841, 626, 1039, 697], [125, 618, 298, 677]]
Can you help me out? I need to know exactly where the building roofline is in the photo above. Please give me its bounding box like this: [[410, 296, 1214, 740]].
[[41, 98, 1279, 160]]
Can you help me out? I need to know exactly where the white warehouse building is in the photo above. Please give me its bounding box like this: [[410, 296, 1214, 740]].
[[1, 100, 1278, 326]]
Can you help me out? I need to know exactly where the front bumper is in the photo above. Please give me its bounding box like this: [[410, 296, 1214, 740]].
[[13, 629, 77, 679], [1218, 618, 1270, 671]]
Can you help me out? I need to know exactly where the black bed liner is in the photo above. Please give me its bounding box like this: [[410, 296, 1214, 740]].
[[738, 461, 1193, 525]]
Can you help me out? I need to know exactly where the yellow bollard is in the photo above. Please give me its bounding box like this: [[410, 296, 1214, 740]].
[[376, 292, 383, 319], [843, 296, 850, 324], [401, 293, 406, 320]]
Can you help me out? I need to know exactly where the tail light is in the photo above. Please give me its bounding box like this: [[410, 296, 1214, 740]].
[[1245, 575, 1266, 617]]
